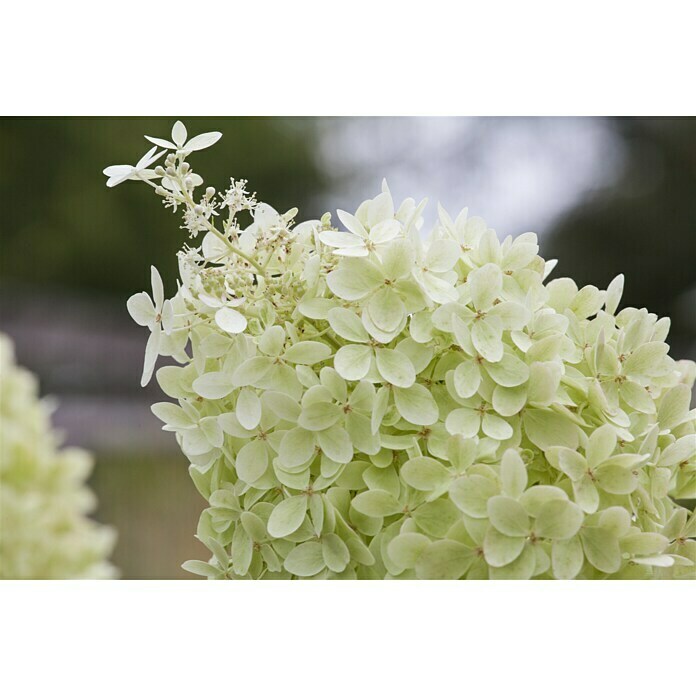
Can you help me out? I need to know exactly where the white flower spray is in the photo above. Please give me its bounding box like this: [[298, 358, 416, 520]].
[[0, 335, 116, 579], [108, 121, 695, 579]]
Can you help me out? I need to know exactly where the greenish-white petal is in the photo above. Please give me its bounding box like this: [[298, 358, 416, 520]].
[[393, 384, 439, 426], [267, 495, 308, 538], [375, 348, 415, 388], [334, 344, 372, 381]]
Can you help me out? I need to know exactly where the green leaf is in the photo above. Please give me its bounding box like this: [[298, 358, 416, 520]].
[[483, 527, 525, 567], [393, 384, 439, 426], [267, 495, 308, 538], [322, 533, 351, 573], [351, 490, 402, 517], [450, 475, 498, 518], [581, 527, 621, 574], [387, 533, 431, 570], [415, 540, 474, 579], [375, 348, 415, 388], [401, 456, 450, 491], [534, 499, 584, 540], [487, 496, 530, 537], [551, 536, 584, 579], [284, 541, 326, 577], [334, 344, 372, 381], [284, 341, 332, 365]]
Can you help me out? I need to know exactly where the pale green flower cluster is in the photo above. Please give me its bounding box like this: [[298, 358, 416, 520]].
[[113, 121, 696, 579], [0, 335, 116, 579]]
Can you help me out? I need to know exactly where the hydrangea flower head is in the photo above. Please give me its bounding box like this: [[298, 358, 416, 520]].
[[110, 122, 696, 579], [0, 335, 117, 579]]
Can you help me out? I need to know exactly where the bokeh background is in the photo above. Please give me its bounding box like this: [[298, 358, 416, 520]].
[[1, 117, 694, 578]]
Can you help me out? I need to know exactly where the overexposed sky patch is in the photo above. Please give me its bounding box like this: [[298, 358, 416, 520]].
[[316, 117, 623, 237]]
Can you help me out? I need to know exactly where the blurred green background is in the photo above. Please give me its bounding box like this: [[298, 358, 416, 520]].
[[1, 117, 694, 577]]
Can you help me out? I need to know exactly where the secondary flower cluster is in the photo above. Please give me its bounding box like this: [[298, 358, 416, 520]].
[[112, 121, 695, 579], [0, 335, 116, 579]]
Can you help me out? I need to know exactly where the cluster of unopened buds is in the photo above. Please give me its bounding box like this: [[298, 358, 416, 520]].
[[106, 121, 696, 579]]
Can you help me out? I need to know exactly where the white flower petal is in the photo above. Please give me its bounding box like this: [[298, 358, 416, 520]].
[[337, 209, 368, 238], [319, 231, 366, 249], [184, 131, 222, 151], [144, 136, 176, 149], [141, 325, 161, 387], [171, 121, 187, 148], [150, 266, 164, 311], [215, 307, 247, 334], [127, 292, 156, 326]]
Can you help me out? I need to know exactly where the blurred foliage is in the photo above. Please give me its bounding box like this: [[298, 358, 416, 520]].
[[545, 117, 696, 353], [0, 117, 324, 300]]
